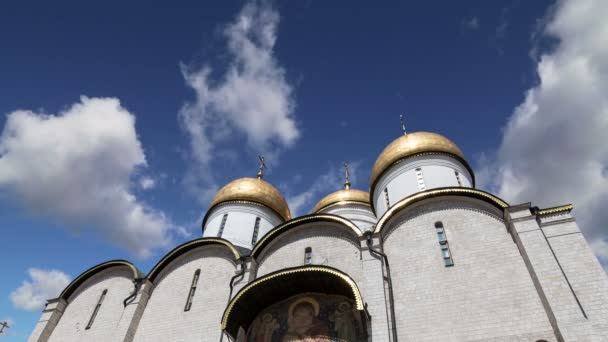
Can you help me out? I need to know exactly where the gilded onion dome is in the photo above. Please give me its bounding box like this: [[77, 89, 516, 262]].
[[312, 188, 370, 213], [370, 131, 467, 187], [209, 177, 291, 221]]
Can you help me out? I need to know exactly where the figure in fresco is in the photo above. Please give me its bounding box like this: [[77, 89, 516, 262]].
[[281, 297, 331, 342], [251, 313, 280, 342], [330, 301, 357, 342]]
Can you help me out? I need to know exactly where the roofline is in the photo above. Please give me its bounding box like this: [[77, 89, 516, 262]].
[[59, 260, 142, 301], [374, 187, 508, 234], [250, 214, 362, 259], [147, 238, 240, 283]]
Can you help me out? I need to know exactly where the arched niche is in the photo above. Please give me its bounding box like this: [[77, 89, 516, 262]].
[[222, 265, 368, 341]]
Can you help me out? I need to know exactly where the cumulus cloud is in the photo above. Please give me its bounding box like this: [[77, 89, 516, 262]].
[[179, 1, 299, 203], [0, 97, 181, 258], [10, 268, 71, 311], [479, 0, 608, 265], [287, 163, 360, 216]]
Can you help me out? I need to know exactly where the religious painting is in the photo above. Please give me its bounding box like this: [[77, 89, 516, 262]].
[[247, 293, 366, 342]]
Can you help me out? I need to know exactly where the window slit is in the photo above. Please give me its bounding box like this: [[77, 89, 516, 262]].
[[384, 188, 390, 209], [85, 289, 107, 329], [217, 213, 228, 238], [434, 222, 454, 267], [184, 269, 201, 311], [304, 247, 313, 265], [251, 217, 261, 245]]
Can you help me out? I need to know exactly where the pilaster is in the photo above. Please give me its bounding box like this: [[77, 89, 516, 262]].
[[27, 298, 66, 342], [114, 279, 153, 342], [360, 234, 392, 342]]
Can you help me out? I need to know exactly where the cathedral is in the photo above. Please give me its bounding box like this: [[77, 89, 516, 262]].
[[29, 130, 608, 341]]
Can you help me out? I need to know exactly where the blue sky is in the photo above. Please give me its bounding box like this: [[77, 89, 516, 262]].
[[2, 0, 607, 339]]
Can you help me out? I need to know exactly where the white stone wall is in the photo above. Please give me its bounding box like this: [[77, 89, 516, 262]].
[[373, 155, 473, 217], [510, 206, 608, 341], [382, 198, 555, 341], [255, 222, 363, 282], [203, 202, 282, 251], [253, 222, 392, 341], [47, 267, 135, 342], [133, 246, 236, 342], [320, 203, 377, 233]]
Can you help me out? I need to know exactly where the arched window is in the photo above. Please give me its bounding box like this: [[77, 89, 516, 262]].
[[217, 213, 228, 238], [251, 217, 261, 245], [434, 222, 454, 267], [86, 289, 107, 329], [184, 269, 201, 311]]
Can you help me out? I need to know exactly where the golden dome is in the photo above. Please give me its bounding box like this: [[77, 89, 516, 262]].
[[209, 177, 291, 221], [312, 189, 370, 213], [370, 132, 466, 187]]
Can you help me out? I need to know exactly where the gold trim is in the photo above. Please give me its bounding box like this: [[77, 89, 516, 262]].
[[374, 187, 508, 234], [315, 200, 372, 213], [220, 266, 364, 330], [147, 238, 240, 282], [60, 260, 140, 300], [538, 204, 573, 216], [250, 214, 362, 258]]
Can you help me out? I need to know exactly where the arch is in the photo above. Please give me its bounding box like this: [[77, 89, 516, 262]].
[[375, 187, 509, 234], [250, 214, 362, 259], [221, 265, 365, 340], [59, 260, 142, 301], [147, 238, 240, 283]]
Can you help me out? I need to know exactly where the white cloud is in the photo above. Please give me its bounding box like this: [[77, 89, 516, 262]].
[[179, 1, 299, 203], [10, 268, 71, 311], [479, 0, 608, 266], [0, 96, 182, 258], [287, 163, 360, 216], [139, 176, 156, 190]]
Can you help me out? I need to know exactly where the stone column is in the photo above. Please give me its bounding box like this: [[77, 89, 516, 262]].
[[27, 298, 67, 342]]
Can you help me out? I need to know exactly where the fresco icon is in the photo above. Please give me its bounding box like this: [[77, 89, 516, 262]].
[[248, 293, 365, 342]]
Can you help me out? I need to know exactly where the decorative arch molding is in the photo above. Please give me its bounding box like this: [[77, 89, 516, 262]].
[[250, 214, 362, 259], [221, 265, 365, 340], [59, 260, 142, 301], [375, 187, 509, 235], [147, 238, 240, 283]]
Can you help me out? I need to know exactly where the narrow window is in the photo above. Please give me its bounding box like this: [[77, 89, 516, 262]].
[[415, 168, 426, 190], [384, 188, 390, 208], [434, 222, 454, 267], [184, 269, 201, 311], [86, 289, 107, 329], [454, 170, 462, 186], [251, 217, 261, 245], [304, 247, 313, 265], [217, 213, 228, 238]]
